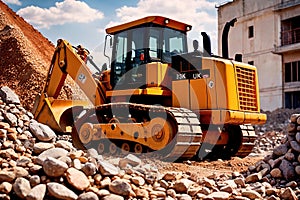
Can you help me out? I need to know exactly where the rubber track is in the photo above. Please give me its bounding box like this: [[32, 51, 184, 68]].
[[235, 124, 257, 158], [94, 103, 203, 160]]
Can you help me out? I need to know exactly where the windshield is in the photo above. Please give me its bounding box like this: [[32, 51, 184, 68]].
[[111, 25, 187, 86]]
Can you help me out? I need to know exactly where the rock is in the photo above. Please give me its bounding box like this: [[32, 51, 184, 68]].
[[26, 184, 46, 200], [55, 140, 74, 151], [242, 190, 262, 199], [269, 168, 282, 179], [0, 182, 12, 194], [77, 192, 99, 200], [86, 148, 99, 159], [15, 166, 29, 178], [33, 142, 54, 154], [279, 159, 296, 181], [173, 178, 194, 193], [0, 170, 16, 182], [102, 194, 124, 200], [150, 190, 166, 198], [286, 181, 297, 188], [29, 121, 56, 142], [16, 156, 32, 167], [162, 172, 177, 181], [207, 191, 230, 200], [82, 162, 97, 176], [47, 182, 78, 200], [109, 179, 132, 196], [35, 147, 68, 165], [234, 178, 246, 188], [284, 152, 295, 161], [245, 173, 262, 183], [65, 167, 90, 191], [280, 187, 297, 200], [43, 157, 68, 177], [0, 86, 20, 104], [273, 144, 288, 156], [96, 189, 110, 197], [98, 161, 119, 176], [29, 175, 40, 187], [287, 123, 296, 132], [131, 176, 145, 186], [4, 113, 18, 126], [290, 141, 300, 152], [177, 194, 192, 200], [13, 177, 31, 199], [100, 177, 111, 188], [119, 154, 141, 167], [135, 188, 149, 198], [295, 165, 300, 175], [295, 132, 300, 143]]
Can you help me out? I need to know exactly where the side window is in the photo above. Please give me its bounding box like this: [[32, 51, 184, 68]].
[[149, 37, 158, 58], [116, 36, 127, 63]]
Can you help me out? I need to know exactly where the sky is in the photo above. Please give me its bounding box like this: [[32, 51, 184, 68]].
[[3, 0, 229, 66]]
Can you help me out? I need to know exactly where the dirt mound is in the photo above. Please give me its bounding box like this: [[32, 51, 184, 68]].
[[0, 1, 54, 110]]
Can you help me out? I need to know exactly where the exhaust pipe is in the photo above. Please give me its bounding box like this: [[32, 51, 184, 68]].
[[222, 18, 237, 59], [201, 32, 211, 56]]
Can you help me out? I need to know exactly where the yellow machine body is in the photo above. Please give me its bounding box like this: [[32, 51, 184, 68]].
[[33, 16, 266, 160]]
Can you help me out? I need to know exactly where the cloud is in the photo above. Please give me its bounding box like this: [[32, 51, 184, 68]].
[[107, 0, 219, 52], [3, 0, 22, 6], [16, 0, 104, 29]]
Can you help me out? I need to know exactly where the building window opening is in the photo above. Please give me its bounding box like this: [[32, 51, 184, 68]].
[[285, 91, 300, 109], [281, 16, 300, 46], [285, 61, 300, 82], [248, 26, 254, 38]]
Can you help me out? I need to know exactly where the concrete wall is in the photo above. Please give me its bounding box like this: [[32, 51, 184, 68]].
[[218, 0, 283, 111]]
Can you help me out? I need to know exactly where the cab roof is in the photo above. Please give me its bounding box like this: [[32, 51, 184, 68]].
[[105, 16, 192, 35]]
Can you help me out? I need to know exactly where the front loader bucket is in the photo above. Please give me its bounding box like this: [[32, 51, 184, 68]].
[[35, 98, 90, 133]]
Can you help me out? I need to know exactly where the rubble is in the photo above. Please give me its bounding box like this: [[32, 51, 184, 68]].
[[0, 85, 298, 199]]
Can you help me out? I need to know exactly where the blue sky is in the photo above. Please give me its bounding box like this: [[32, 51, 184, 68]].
[[3, 0, 227, 65]]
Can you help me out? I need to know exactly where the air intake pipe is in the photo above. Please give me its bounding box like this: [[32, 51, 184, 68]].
[[222, 18, 237, 59], [201, 32, 211, 56]]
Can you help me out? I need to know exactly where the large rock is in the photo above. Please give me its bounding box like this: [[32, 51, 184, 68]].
[[43, 157, 68, 177], [109, 179, 132, 196], [65, 168, 90, 191], [290, 141, 300, 152], [98, 161, 119, 176], [0, 86, 20, 104], [35, 147, 68, 165], [279, 159, 296, 181], [273, 144, 288, 156], [173, 179, 194, 193], [0, 170, 16, 182], [0, 182, 12, 194], [33, 142, 55, 154], [26, 184, 46, 200], [47, 182, 78, 200], [77, 192, 99, 200], [29, 120, 56, 142], [13, 177, 31, 199], [119, 154, 141, 167]]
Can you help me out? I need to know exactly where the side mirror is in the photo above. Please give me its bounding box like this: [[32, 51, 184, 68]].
[[104, 35, 113, 68]]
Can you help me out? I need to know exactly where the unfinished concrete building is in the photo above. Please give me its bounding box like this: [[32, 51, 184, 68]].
[[217, 0, 300, 111]]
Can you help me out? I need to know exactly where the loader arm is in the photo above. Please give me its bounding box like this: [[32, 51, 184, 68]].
[[33, 39, 107, 132]]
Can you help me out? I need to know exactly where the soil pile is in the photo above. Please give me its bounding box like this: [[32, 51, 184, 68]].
[[0, 1, 54, 110]]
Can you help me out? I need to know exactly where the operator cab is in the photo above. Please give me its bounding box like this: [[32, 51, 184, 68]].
[[105, 16, 192, 88]]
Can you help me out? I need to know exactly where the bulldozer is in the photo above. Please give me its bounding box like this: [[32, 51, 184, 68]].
[[32, 16, 266, 160]]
